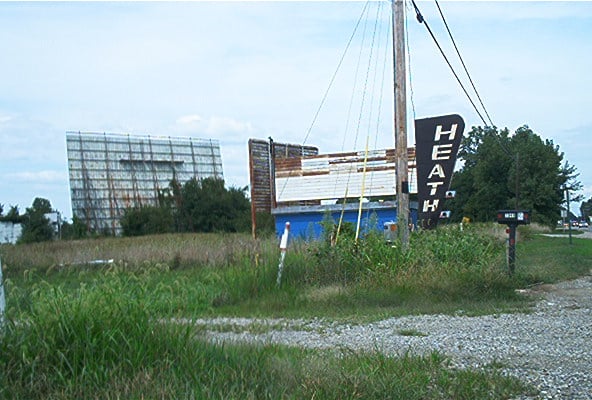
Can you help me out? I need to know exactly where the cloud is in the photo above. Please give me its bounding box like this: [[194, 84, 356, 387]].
[[176, 115, 202, 125], [0, 1, 590, 216]]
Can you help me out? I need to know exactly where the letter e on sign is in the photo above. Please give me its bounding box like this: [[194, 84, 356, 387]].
[[432, 144, 453, 160]]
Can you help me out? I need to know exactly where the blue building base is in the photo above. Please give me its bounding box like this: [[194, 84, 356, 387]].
[[272, 201, 418, 240]]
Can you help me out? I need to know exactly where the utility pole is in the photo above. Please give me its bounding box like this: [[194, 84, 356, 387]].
[[566, 186, 573, 245], [393, 0, 410, 248]]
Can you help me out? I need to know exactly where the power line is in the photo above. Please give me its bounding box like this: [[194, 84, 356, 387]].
[[301, 1, 371, 147], [405, 1, 416, 121], [410, 0, 513, 158], [409, 0, 488, 127], [410, 0, 521, 208], [434, 0, 494, 127], [280, 1, 372, 201]]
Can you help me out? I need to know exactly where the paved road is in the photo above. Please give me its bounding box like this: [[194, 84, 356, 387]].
[[543, 230, 592, 239]]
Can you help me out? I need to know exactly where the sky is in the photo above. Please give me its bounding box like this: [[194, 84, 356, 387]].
[[0, 0, 591, 220]]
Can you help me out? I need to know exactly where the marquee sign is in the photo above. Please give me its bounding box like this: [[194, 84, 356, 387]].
[[415, 114, 465, 229]]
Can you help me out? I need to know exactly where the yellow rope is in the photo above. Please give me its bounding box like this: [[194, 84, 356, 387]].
[[335, 187, 349, 246], [355, 135, 371, 243]]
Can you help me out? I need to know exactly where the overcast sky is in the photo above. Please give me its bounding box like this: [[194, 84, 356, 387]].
[[1, 1, 591, 219]]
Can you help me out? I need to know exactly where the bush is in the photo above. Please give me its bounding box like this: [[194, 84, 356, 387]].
[[120, 205, 174, 236]]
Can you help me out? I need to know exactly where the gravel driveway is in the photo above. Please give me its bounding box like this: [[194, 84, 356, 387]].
[[194, 246, 592, 399]]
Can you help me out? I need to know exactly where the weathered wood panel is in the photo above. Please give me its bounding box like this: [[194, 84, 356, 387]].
[[275, 148, 417, 203], [248, 139, 319, 215]]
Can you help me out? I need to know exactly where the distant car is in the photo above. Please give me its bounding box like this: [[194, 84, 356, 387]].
[[580, 221, 589, 228]]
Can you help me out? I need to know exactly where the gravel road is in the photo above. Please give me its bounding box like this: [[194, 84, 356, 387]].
[[194, 250, 592, 399]]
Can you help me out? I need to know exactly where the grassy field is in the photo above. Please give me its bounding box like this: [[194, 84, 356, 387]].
[[1, 223, 590, 399]]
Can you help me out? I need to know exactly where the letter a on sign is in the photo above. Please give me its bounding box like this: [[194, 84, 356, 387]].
[[415, 114, 465, 229]]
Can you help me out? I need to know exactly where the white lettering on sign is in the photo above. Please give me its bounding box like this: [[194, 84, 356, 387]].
[[423, 199, 439, 212], [427, 164, 445, 179], [432, 144, 453, 160], [427, 181, 444, 195], [415, 115, 464, 228], [434, 124, 458, 141]]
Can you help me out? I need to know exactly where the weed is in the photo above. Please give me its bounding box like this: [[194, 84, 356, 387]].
[[398, 328, 428, 337]]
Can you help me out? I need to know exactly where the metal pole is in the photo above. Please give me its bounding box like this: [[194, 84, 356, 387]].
[[276, 222, 290, 288], [393, 0, 410, 248], [269, 137, 277, 209], [248, 140, 258, 239], [0, 256, 5, 328], [566, 187, 573, 245], [508, 224, 516, 275]]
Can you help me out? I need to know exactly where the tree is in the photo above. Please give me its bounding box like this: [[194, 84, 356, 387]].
[[580, 197, 592, 221], [18, 198, 55, 244], [61, 216, 90, 240], [120, 205, 174, 236], [449, 125, 580, 226], [177, 177, 251, 233], [0, 205, 22, 223], [119, 177, 252, 236], [449, 126, 513, 222]]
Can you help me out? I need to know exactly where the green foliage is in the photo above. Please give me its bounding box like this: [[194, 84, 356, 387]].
[[120, 205, 174, 236], [120, 177, 252, 237], [580, 196, 592, 221], [4, 226, 591, 321], [0, 268, 531, 399], [177, 177, 251, 233], [255, 211, 276, 237], [304, 223, 511, 302], [0, 204, 23, 223], [18, 197, 55, 244], [60, 216, 90, 240], [450, 125, 580, 227]]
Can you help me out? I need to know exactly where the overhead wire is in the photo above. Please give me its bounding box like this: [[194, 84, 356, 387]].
[[335, 2, 374, 244], [409, 0, 489, 127], [410, 0, 514, 159], [301, 0, 371, 148], [434, 0, 494, 127], [367, 3, 391, 198], [404, 1, 418, 195], [415, 0, 520, 209], [405, 0, 417, 122], [338, 1, 386, 243], [354, 1, 385, 241], [278, 1, 371, 202]]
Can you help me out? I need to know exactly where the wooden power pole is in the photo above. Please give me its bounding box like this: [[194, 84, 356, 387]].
[[393, 0, 410, 248]]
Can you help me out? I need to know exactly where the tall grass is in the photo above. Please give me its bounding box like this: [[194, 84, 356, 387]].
[[0, 232, 271, 271], [2, 222, 590, 321], [4, 223, 585, 398], [0, 270, 531, 399]]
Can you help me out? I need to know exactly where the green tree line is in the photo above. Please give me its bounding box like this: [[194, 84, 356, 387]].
[[120, 177, 252, 236], [448, 125, 581, 226]]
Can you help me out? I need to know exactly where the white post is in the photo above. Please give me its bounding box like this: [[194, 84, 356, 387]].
[[0, 256, 5, 327], [276, 222, 290, 288]]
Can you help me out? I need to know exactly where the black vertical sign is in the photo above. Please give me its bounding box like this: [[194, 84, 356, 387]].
[[415, 114, 464, 229]]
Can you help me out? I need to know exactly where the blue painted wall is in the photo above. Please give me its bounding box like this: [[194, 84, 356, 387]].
[[273, 202, 418, 240]]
